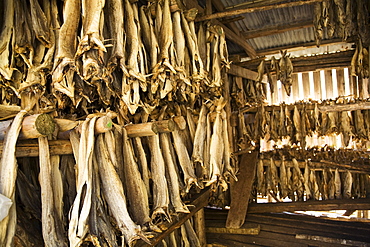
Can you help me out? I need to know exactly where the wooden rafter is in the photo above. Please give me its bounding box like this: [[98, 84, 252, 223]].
[[211, 0, 241, 34], [216, 21, 257, 58], [235, 50, 354, 73], [242, 19, 313, 40], [255, 38, 355, 56], [196, 0, 324, 22]]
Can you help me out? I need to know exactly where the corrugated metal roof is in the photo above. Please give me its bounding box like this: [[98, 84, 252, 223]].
[[220, 1, 349, 57]]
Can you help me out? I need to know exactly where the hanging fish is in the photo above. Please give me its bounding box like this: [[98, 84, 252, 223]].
[[334, 168, 342, 199], [343, 170, 353, 199]]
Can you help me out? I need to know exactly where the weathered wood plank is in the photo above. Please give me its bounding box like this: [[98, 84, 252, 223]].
[[194, 209, 207, 247], [228, 64, 262, 81], [226, 151, 258, 228], [296, 234, 370, 246], [325, 70, 333, 99], [336, 69, 345, 96], [196, 0, 323, 22], [290, 74, 299, 102], [302, 72, 310, 99], [247, 199, 370, 214], [313, 71, 322, 100]]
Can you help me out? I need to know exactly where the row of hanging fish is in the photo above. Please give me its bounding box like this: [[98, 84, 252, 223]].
[[255, 155, 369, 202], [239, 99, 370, 148], [0, 0, 229, 118], [313, 0, 370, 47], [256, 50, 293, 97]]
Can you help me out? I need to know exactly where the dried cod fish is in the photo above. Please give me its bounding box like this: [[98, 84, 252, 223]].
[[303, 162, 312, 200], [279, 156, 288, 199], [192, 104, 208, 166], [0, 110, 26, 247], [172, 125, 199, 193], [121, 128, 151, 227], [269, 158, 279, 195], [0, 0, 14, 80], [343, 170, 352, 199], [160, 133, 190, 214], [53, 0, 81, 101], [133, 137, 151, 198], [96, 134, 149, 246], [147, 134, 170, 219], [334, 168, 342, 199], [38, 137, 67, 246], [68, 118, 97, 247]]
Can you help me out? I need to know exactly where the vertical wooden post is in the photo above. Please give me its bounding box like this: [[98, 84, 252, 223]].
[[226, 151, 258, 228], [194, 209, 207, 247], [325, 70, 333, 99], [336, 68, 345, 96], [313, 71, 322, 100], [302, 72, 310, 100]]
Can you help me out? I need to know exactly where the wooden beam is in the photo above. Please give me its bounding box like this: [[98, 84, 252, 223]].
[[238, 100, 370, 113], [236, 50, 354, 74], [224, 0, 292, 9], [228, 64, 260, 81], [242, 19, 313, 39], [255, 38, 354, 56], [194, 209, 207, 247], [296, 234, 370, 246], [211, 0, 241, 34], [196, 0, 323, 22], [216, 21, 257, 58], [247, 198, 370, 214], [318, 101, 370, 112], [226, 151, 258, 228], [0, 140, 73, 157]]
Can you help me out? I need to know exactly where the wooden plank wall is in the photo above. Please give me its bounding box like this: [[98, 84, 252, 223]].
[[266, 68, 369, 105]]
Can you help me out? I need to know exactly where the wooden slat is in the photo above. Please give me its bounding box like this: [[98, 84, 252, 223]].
[[324, 70, 333, 99], [226, 151, 258, 228], [302, 72, 310, 99], [194, 209, 207, 247], [313, 71, 322, 100], [291, 74, 299, 101], [228, 64, 262, 81], [349, 68, 358, 97], [358, 77, 364, 98], [247, 199, 370, 214], [336, 68, 345, 96]]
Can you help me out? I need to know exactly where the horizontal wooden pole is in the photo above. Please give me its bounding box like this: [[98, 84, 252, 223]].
[[238, 100, 370, 114], [247, 198, 370, 214], [0, 114, 56, 140], [0, 140, 73, 157]]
